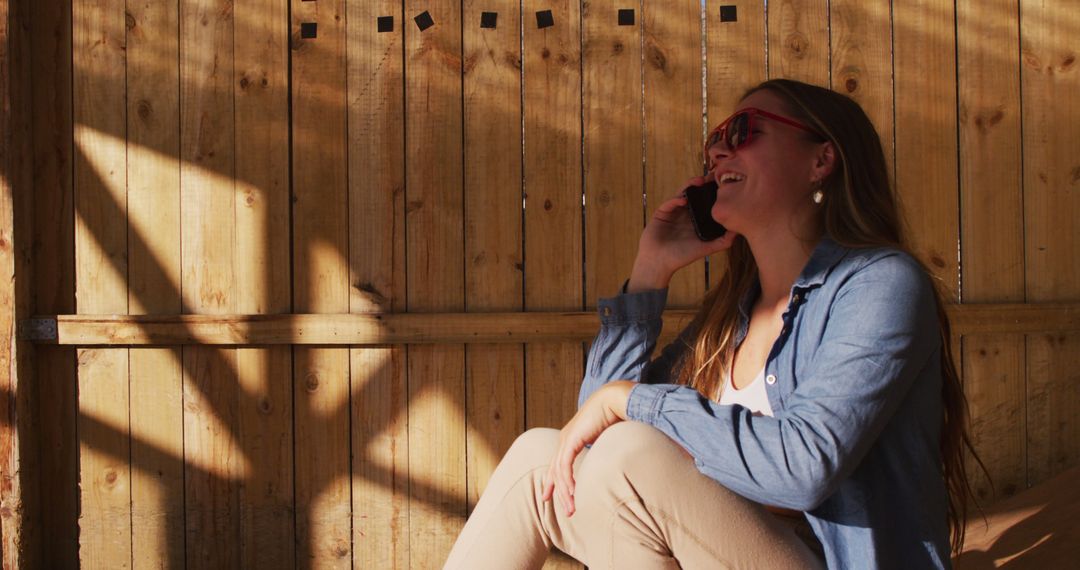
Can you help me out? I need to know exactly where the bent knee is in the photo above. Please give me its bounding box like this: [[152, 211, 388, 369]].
[[503, 427, 560, 469], [585, 422, 691, 476]]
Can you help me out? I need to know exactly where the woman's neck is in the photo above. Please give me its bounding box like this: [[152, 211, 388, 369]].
[[746, 230, 821, 306]]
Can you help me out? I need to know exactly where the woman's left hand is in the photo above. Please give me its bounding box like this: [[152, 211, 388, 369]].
[[541, 381, 636, 517]]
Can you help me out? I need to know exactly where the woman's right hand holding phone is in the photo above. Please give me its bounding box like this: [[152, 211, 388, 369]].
[[626, 176, 738, 293]]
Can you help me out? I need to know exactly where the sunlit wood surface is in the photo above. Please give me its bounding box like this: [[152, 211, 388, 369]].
[[7, 0, 1080, 567]]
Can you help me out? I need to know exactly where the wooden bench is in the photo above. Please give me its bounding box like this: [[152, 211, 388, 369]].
[[954, 466, 1080, 568]]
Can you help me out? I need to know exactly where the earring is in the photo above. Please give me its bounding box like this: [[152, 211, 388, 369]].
[[811, 180, 824, 204]]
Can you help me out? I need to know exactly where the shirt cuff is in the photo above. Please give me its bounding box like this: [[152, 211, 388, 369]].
[[627, 382, 678, 424], [597, 285, 668, 325]]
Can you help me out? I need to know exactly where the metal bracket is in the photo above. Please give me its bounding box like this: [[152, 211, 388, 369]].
[[18, 318, 58, 342]]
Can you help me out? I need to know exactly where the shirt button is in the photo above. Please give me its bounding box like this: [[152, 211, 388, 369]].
[[765, 374, 777, 385], [602, 307, 612, 316], [792, 293, 801, 304]]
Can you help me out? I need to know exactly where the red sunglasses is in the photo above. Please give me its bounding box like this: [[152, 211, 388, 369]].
[[704, 107, 824, 166]]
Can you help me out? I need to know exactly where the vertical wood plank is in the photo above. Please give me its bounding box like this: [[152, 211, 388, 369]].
[[72, 0, 132, 564], [126, 0, 185, 566], [462, 0, 525, 516], [522, 0, 583, 429], [705, 0, 766, 291], [829, 0, 893, 175], [30, 0, 78, 564], [1021, 0, 1080, 487], [706, 0, 766, 122], [644, 0, 706, 307], [2, 0, 41, 564], [894, 0, 959, 299], [348, 1, 409, 568], [583, 0, 644, 305], [404, 0, 467, 564], [957, 0, 1025, 503], [767, 0, 829, 86], [0, 5, 12, 565], [180, 0, 239, 565], [521, 2, 585, 563], [235, 0, 294, 565], [291, 0, 352, 565]]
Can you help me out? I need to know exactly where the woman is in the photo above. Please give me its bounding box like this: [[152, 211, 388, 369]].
[[444, 79, 976, 569]]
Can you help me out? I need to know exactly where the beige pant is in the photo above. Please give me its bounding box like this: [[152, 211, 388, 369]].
[[443, 422, 826, 570]]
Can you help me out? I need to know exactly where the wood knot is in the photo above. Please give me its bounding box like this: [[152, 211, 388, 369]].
[[612, 41, 624, 55], [930, 255, 946, 269], [104, 470, 118, 485], [1060, 53, 1076, 72], [541, 47, 551, 59], [1022, 49, 1041, 70], [261, 76, 269, 88], [125, 12, 137, 31], [405, 200, 423, 214], [596, 190, 612, 207], [1070, 165, 1080, 185], [473, 251, 487, 266], [259, 397, 273, 414], [136, 100, 152, 121], [974, 107, 1005, 133], [543, 199, 553, 211], [557, 53, 570, 65], [785, 32, 809, 59], [355, 282, 388, 306], [505, 51, 521, 70], [333, 540, 349, 557], [239, 75, 251, 90], [844, 77, 858, 93], [305, 373, 320, 393], [646, 43, 667, 72], [244, 192, 256, 206]]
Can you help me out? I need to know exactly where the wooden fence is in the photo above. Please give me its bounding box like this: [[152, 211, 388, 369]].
[[2, 0, 1079, 567]]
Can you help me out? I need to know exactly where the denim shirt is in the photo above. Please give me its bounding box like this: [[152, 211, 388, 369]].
[[579, 238, 951, 569]]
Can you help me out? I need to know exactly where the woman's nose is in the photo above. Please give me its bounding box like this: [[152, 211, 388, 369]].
[[707, 139, 732, 165]]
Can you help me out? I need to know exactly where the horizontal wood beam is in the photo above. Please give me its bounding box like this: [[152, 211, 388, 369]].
[[18, 303, 1080, 346]]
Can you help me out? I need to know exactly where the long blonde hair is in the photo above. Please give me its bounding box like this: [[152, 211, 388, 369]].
[[675, 79, 981, 554]]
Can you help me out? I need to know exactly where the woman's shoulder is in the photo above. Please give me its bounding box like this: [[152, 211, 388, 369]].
[[828, 243, 935, 296]]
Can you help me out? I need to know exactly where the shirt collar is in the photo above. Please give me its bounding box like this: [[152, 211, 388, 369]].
[[736, 235, 850, 317], [793, 235, 849, 290]]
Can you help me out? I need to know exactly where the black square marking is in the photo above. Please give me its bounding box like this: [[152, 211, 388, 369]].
[[300, 22, 317, 39], [415, 10, 435, 31], [618, 8, 635, 26], [536, 10, 554, 29], [377, 16, 394, 33], [720, 5, 738, 22], [481, 11, 498, 29]]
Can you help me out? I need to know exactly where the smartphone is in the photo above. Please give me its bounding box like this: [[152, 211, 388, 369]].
[[684, 180, 727, 241]]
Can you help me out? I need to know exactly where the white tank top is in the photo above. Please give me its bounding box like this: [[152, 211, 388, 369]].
[[718, 365, 774, 417]]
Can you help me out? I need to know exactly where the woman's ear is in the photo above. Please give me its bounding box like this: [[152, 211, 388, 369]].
[[811, 141, 837, 181]]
